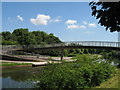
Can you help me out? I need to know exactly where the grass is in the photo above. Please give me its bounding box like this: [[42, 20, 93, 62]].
[[0, 62, 32, 66], [96, 69, 120, 89]]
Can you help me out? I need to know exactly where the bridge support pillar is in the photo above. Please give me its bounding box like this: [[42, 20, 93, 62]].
[[60, 48, 64, 61]]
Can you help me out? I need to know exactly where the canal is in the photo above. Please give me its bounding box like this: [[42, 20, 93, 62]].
[[1, 66, 44, 88]]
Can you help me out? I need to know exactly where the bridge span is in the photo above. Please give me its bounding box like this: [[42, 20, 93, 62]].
[[1, 41, 120, 60], [2, 41, 120, 51]]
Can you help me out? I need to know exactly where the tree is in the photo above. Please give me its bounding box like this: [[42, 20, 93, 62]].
[[2, 28, 62, 45], [32, 31, 43, 44], [12, 28, 36, 45], [1, 31, 18, 45], [2, 31, 12, 40], [2, 40, 18, 45], [12, 28, 29, 36], [45, 33, 61, 44], [25, 32, 37, 45], [89, 2, 120, 32]]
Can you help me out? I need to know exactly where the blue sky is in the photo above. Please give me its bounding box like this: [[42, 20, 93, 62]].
[[2, 2, 118, 42]]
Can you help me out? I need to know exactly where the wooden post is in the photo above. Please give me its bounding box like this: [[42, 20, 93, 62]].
[[60, 48, 64, 61], [10, 51, 12, 55], [37, 54, 39, 58]]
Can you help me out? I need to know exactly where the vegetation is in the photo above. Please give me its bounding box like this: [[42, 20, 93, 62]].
[[34, 54, 116, 89], [96, 69, 119, 89], [1, 28, 61, 45], [33, 49, 61, 56], [89, 1, 120, 68], [89, 2, 120, 32], [0, 62, 32, 66], [29, 48, 117, 57]]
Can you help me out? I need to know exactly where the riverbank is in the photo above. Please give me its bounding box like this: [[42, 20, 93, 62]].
[[1, 54, 72, 61], [96, 69, 119, 88], [1, 58, 76, 67], [0, 56, 74, 67], [0, 61, 32, 67]]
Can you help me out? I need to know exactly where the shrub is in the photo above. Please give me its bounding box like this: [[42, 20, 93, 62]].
[[35, 55, 116, 89]]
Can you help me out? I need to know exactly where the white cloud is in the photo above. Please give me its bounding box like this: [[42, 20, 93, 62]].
[[88, 23, 96, 27], [30, 14, 51, 25], [65, 20, 97, 29], [50, 16, 61, 23], [17, 15, 23, 21], [67, 25, 86, 29], [67, 25, 79, 29], [79, 25, 86, 29], [83, 21, 87, 25], [65, 20, 77, 24]]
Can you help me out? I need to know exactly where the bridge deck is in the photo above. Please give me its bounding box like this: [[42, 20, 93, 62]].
[[1, 41, 120, 61], [1, 41, 120, 51]]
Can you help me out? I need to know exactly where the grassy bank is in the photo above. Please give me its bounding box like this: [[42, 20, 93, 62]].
[[96, 69, 119, 89], [0, 62, 32, 66]]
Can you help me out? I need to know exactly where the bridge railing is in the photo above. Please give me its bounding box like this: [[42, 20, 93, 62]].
[[1, 41, 120, 51], [64, 41, 120, 48], [2, 45, 22, 51]]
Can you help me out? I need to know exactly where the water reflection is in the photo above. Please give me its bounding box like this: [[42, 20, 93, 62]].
[[107, 56, 120, 66], [2, 66, 44, 88]]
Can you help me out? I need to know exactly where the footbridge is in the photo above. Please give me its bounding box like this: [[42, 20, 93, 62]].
[[1, 41, 120, 60], [2, 41, 120, 51]]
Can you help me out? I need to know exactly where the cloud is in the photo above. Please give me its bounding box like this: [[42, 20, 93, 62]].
[[50, 16, 61, 23], [30, 14, 51, 25], [65, 20, 97, 29], [65, 20, 77, 24], [67, 25, 86, 29], [83, 21, 87, 25], [67, 25, 79, 29], [83, 21, 97, 28], [79, 25, 86, 29], [66, 20, 96, 29], [17, 15, 23, 21], [88, 23, 96, 27]]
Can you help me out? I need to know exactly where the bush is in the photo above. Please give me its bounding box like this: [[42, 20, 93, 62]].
[[34, 49, 60, 56], [35, 55, 116, 89], [67, 53, 77, 57], [2, 40, 18, 45]]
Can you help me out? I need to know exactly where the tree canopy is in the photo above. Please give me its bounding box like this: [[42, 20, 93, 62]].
[[1, 28, 61, 45], [89, 2, 120, 32]]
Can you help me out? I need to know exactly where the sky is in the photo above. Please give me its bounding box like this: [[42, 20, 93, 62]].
[[2, 2, 118, 42]]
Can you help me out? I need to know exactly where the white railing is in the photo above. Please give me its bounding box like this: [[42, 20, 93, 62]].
[[1, 41, 120, 51]]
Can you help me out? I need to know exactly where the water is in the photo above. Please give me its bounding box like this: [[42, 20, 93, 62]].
[[1, 56, 120, 88], [1, 66, 44, 88], [97, 58, 120, 66]]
